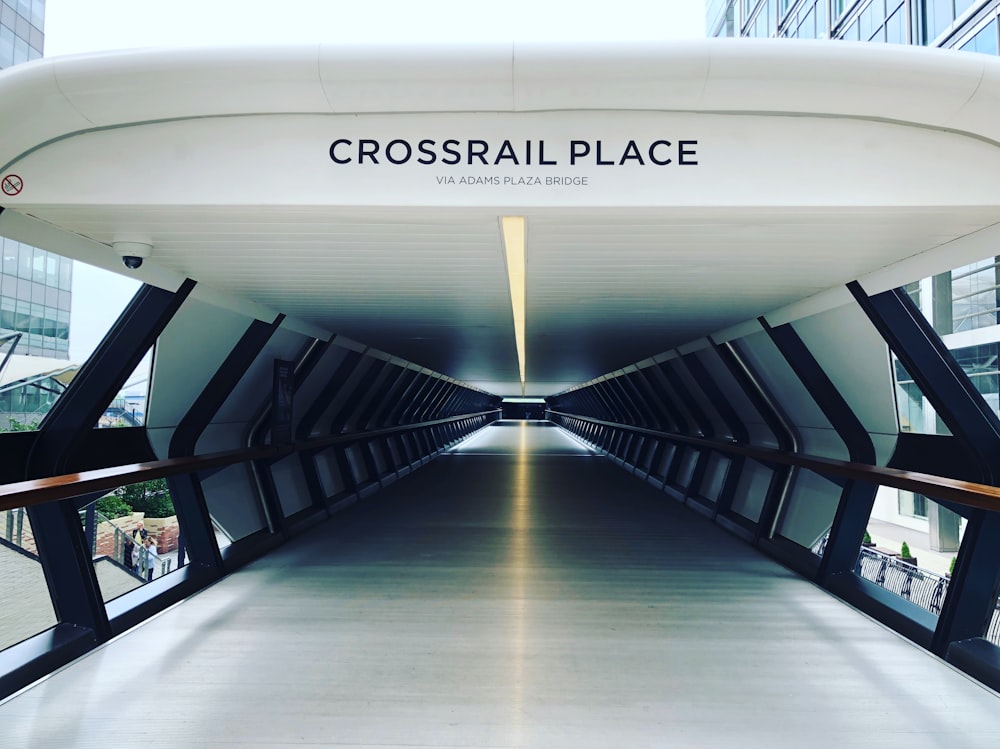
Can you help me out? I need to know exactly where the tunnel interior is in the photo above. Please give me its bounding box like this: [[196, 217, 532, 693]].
[[2, 40, 1000, 716]]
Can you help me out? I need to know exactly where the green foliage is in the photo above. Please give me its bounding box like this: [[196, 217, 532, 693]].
[[4, 418, 41, 432], [96, 494, 132, 520], [900, 541, 912, 559], [114, 479, 175, 518], [863, 530, 872, 545], [949, 556, 957, 575]]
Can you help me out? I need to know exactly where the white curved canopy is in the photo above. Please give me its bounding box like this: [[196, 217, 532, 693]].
[[2, 39, 1000, 395]]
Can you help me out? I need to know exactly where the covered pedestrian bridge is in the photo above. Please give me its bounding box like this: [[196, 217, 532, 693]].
[[1, 39, 1000, 745]]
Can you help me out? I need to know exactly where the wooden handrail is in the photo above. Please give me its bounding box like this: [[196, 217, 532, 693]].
[[547, 411, 1000, 513], [0, 410, 500, 512]]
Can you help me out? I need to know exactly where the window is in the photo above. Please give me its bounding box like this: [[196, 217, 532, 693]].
[[960, 18, 999, 56], [925, 0, 956, 43], [898, 491, 928, 518], [951, 258, 1000, 333], [885, 6, 906, 43]]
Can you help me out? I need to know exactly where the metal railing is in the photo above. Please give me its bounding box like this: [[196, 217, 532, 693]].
[[854, 546, 950, 615], [551, 411, 1000, 649], [1, 507, 28, 551], [988, 603, 1000, 647], [77, 506, 172, 581]]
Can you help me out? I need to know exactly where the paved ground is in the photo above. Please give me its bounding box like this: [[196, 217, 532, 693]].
[[2, 422, 999, 748], [0, 542, 56, 652]]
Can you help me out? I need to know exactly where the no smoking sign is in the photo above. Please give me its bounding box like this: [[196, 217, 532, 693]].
[[2, 174, 23, 196]]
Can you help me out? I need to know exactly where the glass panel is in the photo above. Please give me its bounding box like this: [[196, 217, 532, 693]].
[[951, 344, 1000, 415], [926, 0, 955, 42], [1, 371, 71, 432], [202, 465, 268, 548], [699, 453, 730, 502], [885, 7, 906, 45], [82, 480, 185, 602], [0, 505, 58, 651], [951, 258, 1000, 332], [857, 491, 966, 615], [953, 0, 977, 21], [799, 7, 817, 38], [57, 256, 72, 291], [892, 358, 951, 435], [69, 260, 141, 363], [961, 20, 995, 54], [971, 19, 998, 55], [0, 255, 145, 431], [891, 256, 1000, 429], [832, 0, 852, 20], [0, 23, 15, 68], [859, 1, 877, 39], [29, 0, 41, 30], [987, 597, 1000, 645], [776, 469, 841, 551], [16, 242, 31, 280], [96, 355, 150, 428], [730, 458, 772, 523], [673, 448, 699, 489], [1, 237, 16, 276], [10, 25, 25, 64]]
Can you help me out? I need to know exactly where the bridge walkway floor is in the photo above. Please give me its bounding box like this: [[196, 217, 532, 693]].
[[2, 422, 998, 747]]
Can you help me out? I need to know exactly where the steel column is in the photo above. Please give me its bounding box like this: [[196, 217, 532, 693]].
[[25, 280, 196, 640], [849, 282, 1000, 655], [762, 317, 876, 580], [168, 314, 285, 570]]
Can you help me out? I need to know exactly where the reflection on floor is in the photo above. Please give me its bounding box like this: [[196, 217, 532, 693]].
[[2, 422, 999, 748]]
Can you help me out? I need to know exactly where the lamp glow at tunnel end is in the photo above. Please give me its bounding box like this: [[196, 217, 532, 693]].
[[501, 216, 527, 395]]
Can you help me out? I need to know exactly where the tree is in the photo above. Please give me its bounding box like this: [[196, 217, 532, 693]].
[[96, 494, 132, 519], [115, 479, 175, 518]]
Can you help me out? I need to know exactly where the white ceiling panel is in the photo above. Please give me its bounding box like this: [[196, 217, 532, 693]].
[[4, 42, 1000, 397]]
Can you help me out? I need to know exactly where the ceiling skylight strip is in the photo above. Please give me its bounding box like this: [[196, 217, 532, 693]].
[[501, 216, 527, 395]]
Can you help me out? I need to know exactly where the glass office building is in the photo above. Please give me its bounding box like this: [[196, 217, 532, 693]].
[[707, 0, 1000, 435], [707, 0, 999, 47], [708, 0, 1000, 561], [0, 0, 66, 362], [0, 0, 75, 432], [0, 0, 43, 67]]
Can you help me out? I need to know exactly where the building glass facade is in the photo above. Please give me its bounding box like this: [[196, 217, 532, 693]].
[[0, 0, 43, 67], [0, 238, 72, 359], [0, 0, 58, 360], [1, 0, 62, 361], [0, 0, 71, 432], [710, 1, 999, 607], [708, 0, 1000, 49]]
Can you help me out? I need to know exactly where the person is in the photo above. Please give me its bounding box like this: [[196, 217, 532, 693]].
[[131, 521, 148, 573], [136, 538, 149, 580], [122, 534, 134, 570], [144, 536, 158, 582]]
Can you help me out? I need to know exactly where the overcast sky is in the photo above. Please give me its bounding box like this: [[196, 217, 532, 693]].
[[46, 0, 707, 55], [47, 0, 706, 362]]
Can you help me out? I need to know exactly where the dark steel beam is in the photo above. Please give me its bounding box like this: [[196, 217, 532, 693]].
[[24, 280, 196, 642], [848, 282, 1000, 482]]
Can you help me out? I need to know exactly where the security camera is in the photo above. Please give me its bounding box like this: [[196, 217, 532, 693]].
[[112, 240, 152, 271]]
